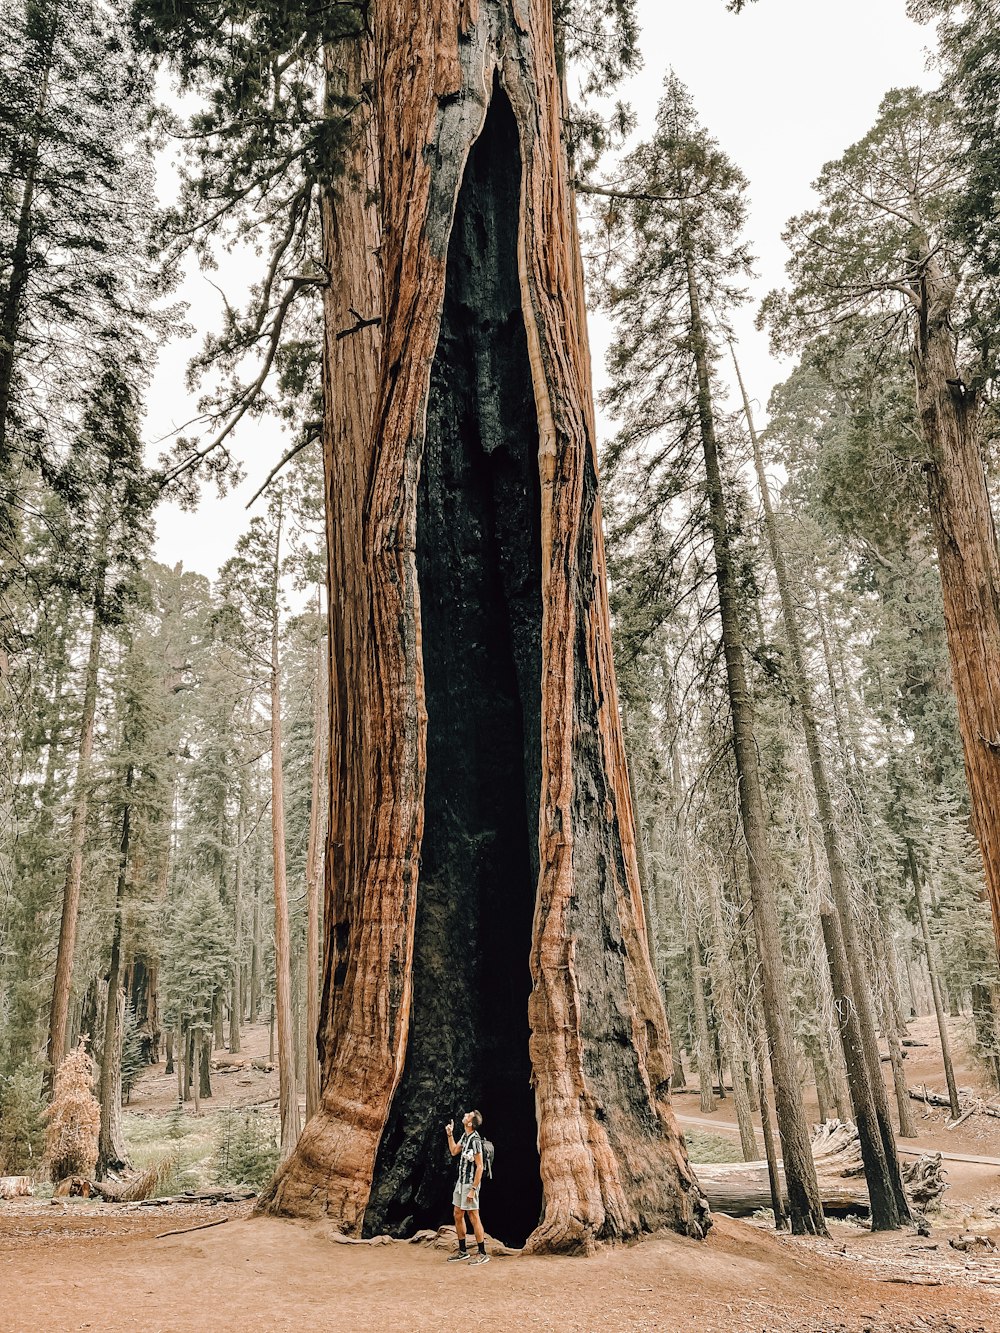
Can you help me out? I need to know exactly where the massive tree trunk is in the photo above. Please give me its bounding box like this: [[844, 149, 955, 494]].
[[912, 261, 1000, 965], [259, 3, 708, 1252]]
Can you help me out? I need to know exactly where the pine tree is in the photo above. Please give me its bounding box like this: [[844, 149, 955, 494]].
[[763, 87, 1000, 968], [0, 0, 161, 567], [595, 73, 826, 1235], [45, 365, 157, 1089]]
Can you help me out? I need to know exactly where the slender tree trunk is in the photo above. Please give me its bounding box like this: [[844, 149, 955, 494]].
[[812, 1052, 831, 1124], [213, 990, 224, 1050], [192, 1029, 201, 1115], [818, 906, 902, 1229], [46, 526, 109, 1091], [873, 908, 916, 1137], [911, 263, 1000, 967], [750, 977, 787, 1229], [305, 611, 326, 1121], [885, 1022, 916, 1138], [269, 496, 300, 1158], [97, 767, 134, 1178], [734, 350, 908, 1229], [199, 1037, 212, 1099], [165, 1029, 174, 1077], [249, 856, 261, 1023], [685, 262, 823, 1234], [687, 889, 715, 1114], [230, 793, 242, 1054], [704, 871, 757, 1160], [260, 7, 707, 1251], [908, 844, 961, 1118], [903, 940, 920, 1017]]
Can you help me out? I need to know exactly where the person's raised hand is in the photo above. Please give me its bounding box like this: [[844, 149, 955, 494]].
[[445, 1120, 454, 1136]]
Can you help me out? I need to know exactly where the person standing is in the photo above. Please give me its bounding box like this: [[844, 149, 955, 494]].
[[445, 1109, 489, 1265]]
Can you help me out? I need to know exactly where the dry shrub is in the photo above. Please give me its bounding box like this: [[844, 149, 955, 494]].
[[108, 1155, 177, 1203], [43, 1042, 100, 1182]]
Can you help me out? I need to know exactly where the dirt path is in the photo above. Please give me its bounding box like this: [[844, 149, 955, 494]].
[[676, 1113, 1000, 1169], [0, 1208, 996, 1333]]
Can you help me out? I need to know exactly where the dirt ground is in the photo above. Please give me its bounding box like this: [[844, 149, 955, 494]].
[[0, 1207, 997, 1333], [4, 1014, 1000, 1331]]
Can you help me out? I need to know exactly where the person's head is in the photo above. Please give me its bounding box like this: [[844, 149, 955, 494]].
[[462, 1109, 482, 1133]]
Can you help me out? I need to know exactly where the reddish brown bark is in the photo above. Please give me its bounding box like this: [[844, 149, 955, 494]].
[[259, 2, 706, 1251], [912, 262, 1000, 966]]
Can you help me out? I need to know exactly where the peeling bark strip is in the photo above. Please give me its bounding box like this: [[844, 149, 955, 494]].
[[259, 1, 707, 1251]]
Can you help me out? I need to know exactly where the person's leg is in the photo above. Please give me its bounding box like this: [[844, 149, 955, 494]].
[[469, 1210, 485, 1246]]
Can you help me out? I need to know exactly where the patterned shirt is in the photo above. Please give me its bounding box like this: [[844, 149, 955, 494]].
[[457, 1131, 483, 1188]]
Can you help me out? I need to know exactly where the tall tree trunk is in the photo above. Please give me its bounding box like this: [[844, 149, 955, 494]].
[[46, 521, 109, 1091], [704, 871, 757, 1161], [192, 1029, 201, 1115], [305, 612, 326, 1121], [259, 7, 708, 1251], [249, 852, 261, 1023], [97, 767, 134, 1177], [230, 791, 243, 1054], [912, 262, 1000, 966], [685, 261, 824, 1234], [908, 844, 961, 1118], [199, 1036, 212, 1099], [686, 887, 715, 1114], [269, 495, 300, 1158], [213, 990, 224, 1051], [873, 908, 916, 1137], [734, 351, 908, 1228], [903, 938, 920, 1017]]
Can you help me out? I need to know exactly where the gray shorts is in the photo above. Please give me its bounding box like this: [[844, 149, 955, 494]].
[[453, 1180, 479, 1212]]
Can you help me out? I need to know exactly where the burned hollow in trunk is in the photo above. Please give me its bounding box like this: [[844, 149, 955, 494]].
[[364, 85, 543, 1247]]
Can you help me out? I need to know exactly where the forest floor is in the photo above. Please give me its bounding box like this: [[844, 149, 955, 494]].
[[671, 1013, 1000, 1224], [3, 1015, 1000, 1331]]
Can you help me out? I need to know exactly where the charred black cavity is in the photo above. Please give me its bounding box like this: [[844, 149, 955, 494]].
[[364, 82, 543, 1248]]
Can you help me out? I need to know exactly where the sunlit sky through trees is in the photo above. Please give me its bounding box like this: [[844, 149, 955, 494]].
[[146, 0, 935, 577]]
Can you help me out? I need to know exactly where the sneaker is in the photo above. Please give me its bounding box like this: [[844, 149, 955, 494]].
[[446, 1250, 469, 1262], [469, 1252, 491, 1265]]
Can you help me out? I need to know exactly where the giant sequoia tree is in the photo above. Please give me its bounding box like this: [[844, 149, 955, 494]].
[[259, 2, 708, 1251]]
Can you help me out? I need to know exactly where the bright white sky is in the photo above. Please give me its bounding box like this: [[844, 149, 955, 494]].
[[147, 0, 936, 577]]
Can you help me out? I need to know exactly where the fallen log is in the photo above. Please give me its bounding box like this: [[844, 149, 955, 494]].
[[0, 1176, 33, 1200], [137, 1188, 256, 1206], [695, 1120, 946, 1218], [908, 1084, 1000, 1120]]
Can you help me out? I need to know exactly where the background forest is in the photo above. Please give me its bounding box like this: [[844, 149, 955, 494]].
[[2, 0, 1000, 1248]]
